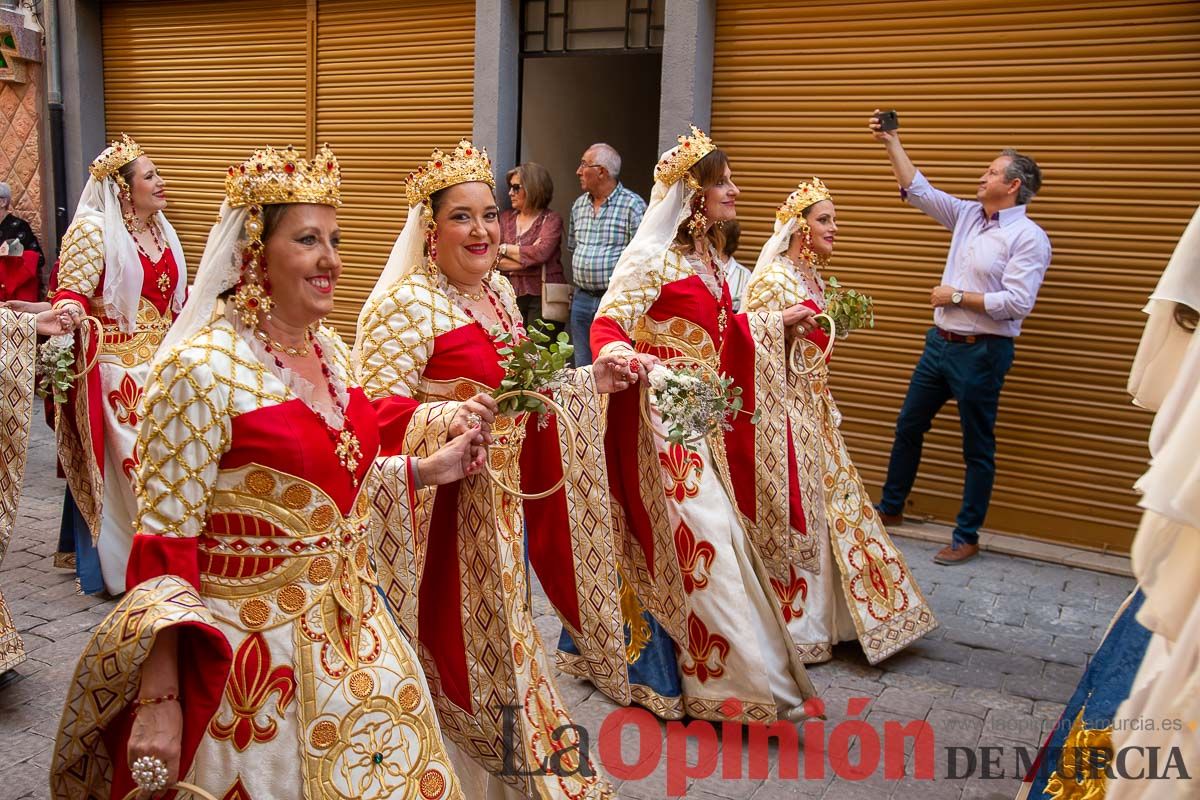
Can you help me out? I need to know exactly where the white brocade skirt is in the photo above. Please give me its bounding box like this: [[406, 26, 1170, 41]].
[[96, 358, 150, 594], [650, 406, 810, 720]]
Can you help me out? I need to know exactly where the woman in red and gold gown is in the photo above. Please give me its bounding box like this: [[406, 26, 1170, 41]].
[[741, 178, 936, 664], [51, 146, 482, 800], [50, 135, 188, 595], [581, 128, 822, 724], [356, 141, 634, 799]]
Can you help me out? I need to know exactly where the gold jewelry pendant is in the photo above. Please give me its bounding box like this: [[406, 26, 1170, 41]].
[[157, 271, 171, 294], [335, 428, 363, 485]]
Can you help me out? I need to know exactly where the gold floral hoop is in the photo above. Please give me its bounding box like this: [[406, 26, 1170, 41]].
[[788, 313, 836, 377], [121, 781, 221, 800], [485, 389, 579, 500], [67, 315, 105, 380], [639, 355, 727, 446]]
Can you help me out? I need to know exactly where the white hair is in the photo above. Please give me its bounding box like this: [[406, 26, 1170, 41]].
[[587, 143, 621, 178], [0, 182, 11, 207]]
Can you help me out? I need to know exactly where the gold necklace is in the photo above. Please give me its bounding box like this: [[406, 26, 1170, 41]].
[[255, 326, 313, 357], [449, 282, 486, 303]]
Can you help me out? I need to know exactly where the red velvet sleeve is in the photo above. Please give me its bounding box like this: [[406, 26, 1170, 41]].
[[127, 534, 202, 592], [590, 315, 633, 357], [102, 618, 233, 800], [520, 413, 582, 631], [371, 395, 421, 458]]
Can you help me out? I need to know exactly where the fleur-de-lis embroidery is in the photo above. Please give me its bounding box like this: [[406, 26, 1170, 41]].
[[681, 613, 730, 683], [121, 447, 141, 481], [107, 374, 143, 427], [209, 632, 296, 751], [659, 443, 703, 503], [674, 521, 715, 594], [771, 567, 808, 622]]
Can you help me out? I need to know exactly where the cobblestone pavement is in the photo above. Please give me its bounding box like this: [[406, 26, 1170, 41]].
[[1, 407, 1135, 799]]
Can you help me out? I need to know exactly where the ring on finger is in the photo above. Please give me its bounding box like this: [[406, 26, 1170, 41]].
[[131, 755, 169, 793], [466, 411, 482, 429]]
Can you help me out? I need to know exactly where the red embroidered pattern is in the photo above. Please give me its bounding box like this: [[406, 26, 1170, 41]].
[[771, 566, 809, 622], [208, 632, 296, 751], [659, 442, 703, 503], [847, 535, 910, 622], [674, 521, 715, 594], [107, 373, 144, 427], [681, 613, 730, 684]]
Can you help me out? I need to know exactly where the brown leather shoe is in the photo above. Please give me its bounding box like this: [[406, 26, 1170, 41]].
[[934, 543, 980, 565], [877, 510, 904, 527]]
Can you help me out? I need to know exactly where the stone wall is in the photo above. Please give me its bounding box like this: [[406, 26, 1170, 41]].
[[0, 6, 46, 247]]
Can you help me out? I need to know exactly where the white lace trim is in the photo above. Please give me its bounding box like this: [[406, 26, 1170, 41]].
[[228, 306, 349, 429]]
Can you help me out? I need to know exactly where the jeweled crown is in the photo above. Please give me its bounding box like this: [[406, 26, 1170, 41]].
[[406, 139, 495, 207], [88, 134, 144, 181], [654, 126, 716, 187], [225, 144, 342, 208], [777, 177, 833, 224]]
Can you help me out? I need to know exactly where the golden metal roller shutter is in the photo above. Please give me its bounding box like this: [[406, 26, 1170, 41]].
[[712, 0, 1200, 551], [101, 0, 308, 265], [315, 0, 475, 333]]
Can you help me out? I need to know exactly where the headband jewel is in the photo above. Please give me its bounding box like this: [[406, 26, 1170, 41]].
[[654, 126, 716, 187], [405, 139, 494, 207], [225, 144, 342, 208], [89, 134, 144, 181], [777, 177, 833, 224]]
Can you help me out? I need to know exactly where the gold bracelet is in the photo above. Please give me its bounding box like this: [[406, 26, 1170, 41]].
[[136, 692, 180, 707]]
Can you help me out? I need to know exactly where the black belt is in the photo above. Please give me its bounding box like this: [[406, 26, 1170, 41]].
[[935, 327, 1009, 344], [575, 287, 606, 298]]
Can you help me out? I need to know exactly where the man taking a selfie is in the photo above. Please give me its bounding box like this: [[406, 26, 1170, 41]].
[[868, 109, 1052, 566]]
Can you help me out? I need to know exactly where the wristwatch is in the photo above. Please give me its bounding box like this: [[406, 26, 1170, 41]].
[[951, 290, 964, 306]]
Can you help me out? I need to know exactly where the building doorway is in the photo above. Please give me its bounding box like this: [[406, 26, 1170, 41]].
[[516, 0, 663, 280]]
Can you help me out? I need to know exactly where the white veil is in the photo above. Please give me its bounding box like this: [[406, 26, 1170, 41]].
[[352, 199, 428, 359], [596, 169, 694, 313], [67, 173, 187, 333], [744, 215, 799, 305], [150, 201, 246, 372]]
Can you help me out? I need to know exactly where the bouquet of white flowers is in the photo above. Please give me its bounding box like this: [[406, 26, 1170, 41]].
[[37, 334, 80, 404], [646, 361, 760, 447]]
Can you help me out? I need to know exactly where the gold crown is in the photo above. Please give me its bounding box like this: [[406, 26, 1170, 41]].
[[405, 139, 494, 207], [777, 177, 833, 224], [89, 134, 144, 181], [225, 144, 342, 208], [654, 126, 717, 187]]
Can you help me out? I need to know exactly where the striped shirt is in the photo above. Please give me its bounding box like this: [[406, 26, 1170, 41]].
[[567, 183, 646, 293]]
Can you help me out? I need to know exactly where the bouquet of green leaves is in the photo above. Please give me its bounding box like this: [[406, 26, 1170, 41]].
[[37, 334, 79, 405], [646, 363, 760, 447], [493, 320, 574, 417], [818, 276, 875, 340]]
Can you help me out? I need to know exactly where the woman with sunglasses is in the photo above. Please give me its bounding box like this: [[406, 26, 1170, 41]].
[[498, 162, 568, 336]]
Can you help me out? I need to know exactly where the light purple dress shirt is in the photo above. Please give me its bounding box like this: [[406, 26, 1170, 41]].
[[903, 170, 1052, 337]]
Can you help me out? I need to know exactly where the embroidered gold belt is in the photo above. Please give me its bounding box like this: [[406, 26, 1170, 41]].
[[88, 296, 173, 367]]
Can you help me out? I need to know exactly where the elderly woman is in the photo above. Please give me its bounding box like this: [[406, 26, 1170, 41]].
[[356, 140, 632, 798], [0, 181, 44, 303], [49, 135, 188, 595], [51, 146, 482, 800], [498, 161, 568, 334], [741, 178, 935, 664]]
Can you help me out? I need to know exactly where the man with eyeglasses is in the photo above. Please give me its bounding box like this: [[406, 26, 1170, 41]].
[[567, 143, 646, 366]]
